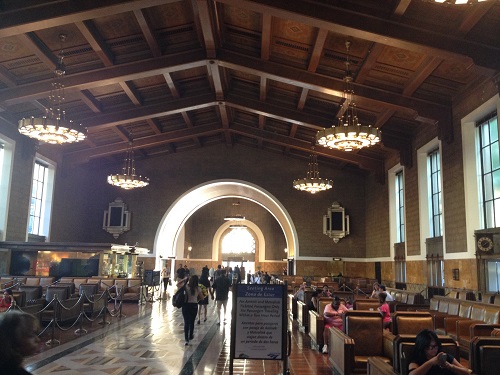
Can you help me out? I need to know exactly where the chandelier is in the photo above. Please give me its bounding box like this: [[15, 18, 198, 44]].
[[316, 41, 381, 152], [427, 0, 488, 4], [18, 34, 86, 144], [107, 134, 150, 190], [293, 154, 333, 194], [224, 201, 245, 221], [224, 201, 247, 229]]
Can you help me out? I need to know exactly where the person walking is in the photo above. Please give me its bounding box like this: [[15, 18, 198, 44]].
[[161, 266, 170, 294], [211, 269, 232, 325], [197, 268, 210, 324], [177, 275, 204, 346]]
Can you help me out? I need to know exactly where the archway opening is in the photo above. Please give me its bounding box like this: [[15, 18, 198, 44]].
[[153, 179, 299, 271]]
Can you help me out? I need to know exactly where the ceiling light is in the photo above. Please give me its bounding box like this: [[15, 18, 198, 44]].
[[107, 134, 150, 190], [427, 0, 488, 4], [316, 41, 381, 152], [224, 201, 245, 221], [293, 154, 333, 194], [18, 34, 86, 144]]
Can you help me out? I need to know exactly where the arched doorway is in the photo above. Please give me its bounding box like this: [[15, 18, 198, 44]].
[[153, 179, 298, 271]]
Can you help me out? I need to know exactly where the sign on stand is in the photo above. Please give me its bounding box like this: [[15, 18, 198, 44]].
[[229, 283, 288, 375]]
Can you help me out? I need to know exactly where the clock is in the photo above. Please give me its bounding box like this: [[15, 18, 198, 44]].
[[477, 236, 494, 252]]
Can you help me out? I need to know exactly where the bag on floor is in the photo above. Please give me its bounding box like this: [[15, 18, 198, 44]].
[[172, 285, 187, 308]]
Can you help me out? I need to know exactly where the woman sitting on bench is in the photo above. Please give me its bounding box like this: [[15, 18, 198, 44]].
[[408, 329, 471, 375], [322, 296, 348, 354]]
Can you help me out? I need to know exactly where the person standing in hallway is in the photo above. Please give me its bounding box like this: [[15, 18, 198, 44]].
[[211, 269, 232, 325], [161, 266, 170, 294], [177, 275, 204, 346], [197, 268, 210, 324], [0, 310, 41, 375]]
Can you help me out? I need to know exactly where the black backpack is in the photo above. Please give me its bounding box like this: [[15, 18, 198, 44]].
[[172, 285, 187, 308]]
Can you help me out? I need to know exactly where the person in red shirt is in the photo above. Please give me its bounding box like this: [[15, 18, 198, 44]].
[[0, 289, 14, 312], [378, 292, 392, 330]]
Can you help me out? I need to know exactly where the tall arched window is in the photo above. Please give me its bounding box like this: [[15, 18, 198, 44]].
[[222, 229, 255, 255]]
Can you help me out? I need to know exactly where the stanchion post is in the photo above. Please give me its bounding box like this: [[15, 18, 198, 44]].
[[45, 296, 60, 346]]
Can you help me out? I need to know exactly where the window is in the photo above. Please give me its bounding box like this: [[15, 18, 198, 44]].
[[486, 260, 500, 293], [395, 259, 406, 283], [477, 112, 499, 229], [222, 228, 255, 254], [395, 171, 405, 243], [28, 158, 56, 239], [0, 135, 15, 240], [428, 150, 442, 237], [427, 256, 444, 287]]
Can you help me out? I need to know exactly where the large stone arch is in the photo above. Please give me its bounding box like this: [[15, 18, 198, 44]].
[[153, 179, 298, 270]]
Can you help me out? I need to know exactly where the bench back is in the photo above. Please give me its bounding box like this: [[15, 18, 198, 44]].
[[392, 312, 434, 335], [344, 311, 384, 357]]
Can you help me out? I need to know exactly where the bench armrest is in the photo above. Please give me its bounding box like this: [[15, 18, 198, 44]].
[[367, 356, 397, 375], [329, 327, 355, 375]]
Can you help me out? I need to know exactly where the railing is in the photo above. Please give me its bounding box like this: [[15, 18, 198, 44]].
[[5, 286, 125, 346]]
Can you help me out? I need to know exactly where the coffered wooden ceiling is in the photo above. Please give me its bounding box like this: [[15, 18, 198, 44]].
[[0, 0, 498, 177]]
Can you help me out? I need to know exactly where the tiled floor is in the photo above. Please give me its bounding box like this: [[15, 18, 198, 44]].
[[23, 290, 331, 375]]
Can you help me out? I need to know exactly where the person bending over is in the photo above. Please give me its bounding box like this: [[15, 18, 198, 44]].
[[408, 329, 471, 375]]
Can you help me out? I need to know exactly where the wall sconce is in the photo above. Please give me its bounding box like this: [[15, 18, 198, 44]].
[[103, 197, 130, 239], [323, 202, 350, 243]]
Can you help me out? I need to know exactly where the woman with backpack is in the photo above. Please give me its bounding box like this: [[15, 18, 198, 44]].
[[177, 275, 204, 346]]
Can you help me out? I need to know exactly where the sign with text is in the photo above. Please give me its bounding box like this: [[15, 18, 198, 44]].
[[233, 284, 283, 360]]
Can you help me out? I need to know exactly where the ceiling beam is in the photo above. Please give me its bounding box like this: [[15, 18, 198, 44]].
[[64, 124, 221, 164], [0, 0, 180, 38], [215, 0, 499, 70]]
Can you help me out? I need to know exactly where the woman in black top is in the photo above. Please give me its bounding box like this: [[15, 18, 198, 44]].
[[197, 268, 211, 324], [408, 329, 470, 375]]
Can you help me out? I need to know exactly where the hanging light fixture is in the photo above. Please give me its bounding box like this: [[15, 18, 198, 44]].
[[107, 134, 150, 190], [18, 34, 86, 144], [224, 201, 247, 229], [224, 201, 245, 221], [293, 153, 333, 194], [316, 41, 381, 152], [425, 0, 488, 4]]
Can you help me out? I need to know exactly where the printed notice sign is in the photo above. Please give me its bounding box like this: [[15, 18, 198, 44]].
[[233, 284, 283, 360]]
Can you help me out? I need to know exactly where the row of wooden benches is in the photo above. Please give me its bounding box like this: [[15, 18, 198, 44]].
[[289, 292, 500, 374]]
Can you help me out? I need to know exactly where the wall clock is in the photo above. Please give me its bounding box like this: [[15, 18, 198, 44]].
[[477, 236, 494, 252]]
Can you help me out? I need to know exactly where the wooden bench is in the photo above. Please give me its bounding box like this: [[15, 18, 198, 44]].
[[329, 310, 391, 375], [308, 298, 334, 351]]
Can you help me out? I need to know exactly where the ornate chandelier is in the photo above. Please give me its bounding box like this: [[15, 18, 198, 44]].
[[18, 34, 86, 144], [428, 0, 488, 4], [293, 154, 333, 194], [316, 41, 381, 152], [107, 134, 150, 190]]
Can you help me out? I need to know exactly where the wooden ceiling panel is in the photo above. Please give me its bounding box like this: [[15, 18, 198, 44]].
[[432, 60, 475, 84], [0, 0, 497, 176], [91, 12, 142, 41], [156, 113, 188, 132], [144, 2, 194, 29], [222, 4, 262, 33], [263, 117, 291, 137]]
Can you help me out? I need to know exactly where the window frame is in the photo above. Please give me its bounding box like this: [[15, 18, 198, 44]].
[[27, 155, 56, 240], [427, 149, 443, 238], [0, 134, 15, 241], [477, 111, 499, 229]]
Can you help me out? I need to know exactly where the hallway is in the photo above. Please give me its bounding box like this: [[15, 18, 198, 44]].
[[24, 293, 332, 375]]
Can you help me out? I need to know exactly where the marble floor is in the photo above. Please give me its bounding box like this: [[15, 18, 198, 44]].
[[23, 290, 332, 375]]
